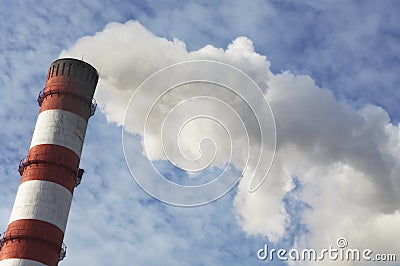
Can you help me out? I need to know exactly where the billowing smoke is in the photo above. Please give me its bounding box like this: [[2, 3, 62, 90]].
[[61, 21, 400, 265]]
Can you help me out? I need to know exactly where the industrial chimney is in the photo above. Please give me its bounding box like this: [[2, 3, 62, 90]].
[[0, 58, 98, 265]]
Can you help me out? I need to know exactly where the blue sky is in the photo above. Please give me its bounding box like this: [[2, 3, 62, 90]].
[[1, 1, 399, 265]]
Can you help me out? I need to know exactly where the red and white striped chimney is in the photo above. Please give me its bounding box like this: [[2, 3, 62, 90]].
[[0, 58, 98, 266]]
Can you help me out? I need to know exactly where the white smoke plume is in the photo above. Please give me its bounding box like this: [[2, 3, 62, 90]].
[[61, 21, 400, 265]]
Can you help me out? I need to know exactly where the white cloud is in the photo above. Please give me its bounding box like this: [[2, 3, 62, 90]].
[[61, 21, 400, 265]]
